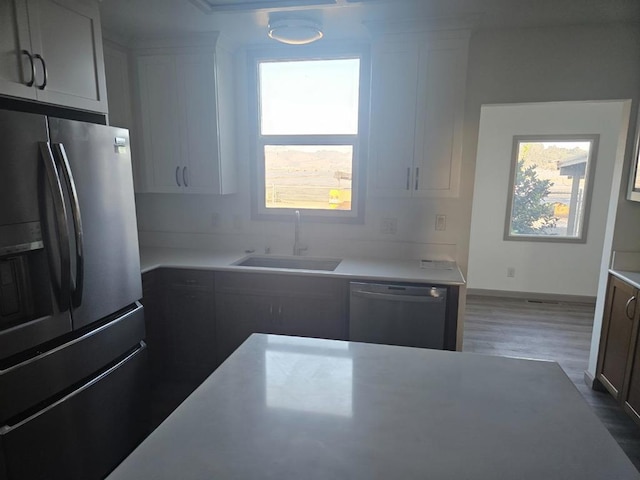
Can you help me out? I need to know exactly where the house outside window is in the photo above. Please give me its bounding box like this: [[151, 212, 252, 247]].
[[504, 135, 599, 243], [250, 48, 370, 223]]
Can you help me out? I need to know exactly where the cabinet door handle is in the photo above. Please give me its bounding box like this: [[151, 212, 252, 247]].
[[175, 166, 181, 187], [625, 296, 637, 320], [33, 54, 47, 90], [278, 305, 282, 316], [21, 50, 35, 87], [183, 166, 188, 187], [415, 167, 420, 191], [406, 167, 411, 190], [269, 304, 273, 316]]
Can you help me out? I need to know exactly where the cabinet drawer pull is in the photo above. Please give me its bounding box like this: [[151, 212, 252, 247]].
[[406, 167, 411, 190], [21, 50, 35, 87], [625, 296, 637, 320], [175, 166, 181, 187], [33, 54, 47, 90]]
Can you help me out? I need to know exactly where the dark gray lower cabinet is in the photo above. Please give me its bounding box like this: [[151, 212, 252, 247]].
[[141, 270, 163, 385], [163, 270, 216, 382], [215, 272, 348, 364], [141, 269, 217, 429]]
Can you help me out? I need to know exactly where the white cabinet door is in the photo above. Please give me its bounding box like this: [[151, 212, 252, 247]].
[[133, 37, 237, 195], [137, 55, 182, 193], [370, 31, 469, 198], [0, 0, 36, 100], [370, 40, 419, 197], [175, 54, 219, 194], [414, 35, 468, 197], [27, 0, 107, 112]]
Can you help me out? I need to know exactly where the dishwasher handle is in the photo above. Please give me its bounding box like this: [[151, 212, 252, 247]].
[[351, 289, 445, 303]]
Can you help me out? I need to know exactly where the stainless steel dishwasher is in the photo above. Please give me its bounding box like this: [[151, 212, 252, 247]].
[[349, 282, 448, 350]]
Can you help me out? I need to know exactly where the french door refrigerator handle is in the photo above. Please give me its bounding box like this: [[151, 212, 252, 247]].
[[53, 143, 84, 308], [20, 50, 35, 87], [33, 53, 47, 90], [38, 142, 71, 311]]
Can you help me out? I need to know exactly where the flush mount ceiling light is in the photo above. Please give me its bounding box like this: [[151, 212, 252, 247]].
[[268, 18, 324, 45]]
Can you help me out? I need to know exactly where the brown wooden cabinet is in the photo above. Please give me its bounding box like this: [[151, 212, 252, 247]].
[[215, 272, 348, 365], [624, 330, 640, 426], [596, 274, 640, 426]]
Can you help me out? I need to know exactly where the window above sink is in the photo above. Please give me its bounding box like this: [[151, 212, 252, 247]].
[[248, 47, 370, 224]]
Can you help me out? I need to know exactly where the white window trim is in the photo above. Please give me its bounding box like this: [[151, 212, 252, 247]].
[[248, 45, 371, 224], [503, 134, 599, 243]]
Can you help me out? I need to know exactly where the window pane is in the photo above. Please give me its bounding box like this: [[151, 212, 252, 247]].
[[259, 59, 360, 135], [507, 140, 594, 239], [264, 145, 353, 211]]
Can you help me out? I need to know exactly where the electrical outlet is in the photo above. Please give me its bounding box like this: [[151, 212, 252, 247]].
[[435, 215, 446, 231], [380, 217, 398, 235], [507, 267, 516, 278], [211, 213, 220, 228]]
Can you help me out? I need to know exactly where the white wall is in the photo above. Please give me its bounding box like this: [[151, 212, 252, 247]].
[[134, 23, 640, 276], [467, 101, 631, 297]]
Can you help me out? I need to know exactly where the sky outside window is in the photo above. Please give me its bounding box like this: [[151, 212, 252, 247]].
[[259, 58, 360, 135]]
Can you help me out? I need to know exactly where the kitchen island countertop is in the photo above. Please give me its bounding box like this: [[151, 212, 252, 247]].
[[107, 334, 640, 480], [139, 246, 466, 285]]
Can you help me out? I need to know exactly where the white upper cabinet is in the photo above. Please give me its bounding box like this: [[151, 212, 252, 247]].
[[370, 30, 469, 198], [133, 34, 237, 195], [0, 0, 108, 113], [0, 0, 36, 100]]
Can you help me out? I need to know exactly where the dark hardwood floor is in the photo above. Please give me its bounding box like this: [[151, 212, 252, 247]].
[[463, 295, 640, 471]]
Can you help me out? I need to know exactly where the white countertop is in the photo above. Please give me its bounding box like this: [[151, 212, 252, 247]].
[[107, 334, 640, 480], [610, 269, 640, 290], [140, 247, 466, 285]]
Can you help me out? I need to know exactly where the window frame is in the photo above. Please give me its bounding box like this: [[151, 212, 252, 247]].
[[503, 134, 599, 243], [248, 45, 370, 223]]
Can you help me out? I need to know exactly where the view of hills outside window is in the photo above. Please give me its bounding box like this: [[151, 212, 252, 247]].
[[259, 59, 360, 211], [507, 140, 593, 239]]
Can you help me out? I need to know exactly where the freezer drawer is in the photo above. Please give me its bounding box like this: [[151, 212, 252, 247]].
[[0, 304, 145, 423], [0, 343, 148, 480], [349, 282, 447, 349]]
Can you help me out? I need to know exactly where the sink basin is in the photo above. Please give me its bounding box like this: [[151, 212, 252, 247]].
[[234, 255, 342, 271]]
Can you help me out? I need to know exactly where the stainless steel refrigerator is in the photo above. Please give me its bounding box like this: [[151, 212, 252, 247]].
[[0, 110, 148, 480]]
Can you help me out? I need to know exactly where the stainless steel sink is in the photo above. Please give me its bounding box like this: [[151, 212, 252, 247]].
[[234, 255, 342, 271]]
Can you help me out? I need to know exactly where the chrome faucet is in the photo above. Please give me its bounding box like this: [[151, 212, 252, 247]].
[[293, 210, 307, 256]]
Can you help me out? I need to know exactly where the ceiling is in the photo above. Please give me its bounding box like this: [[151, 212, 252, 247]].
[[99, 0, 640, 46]]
